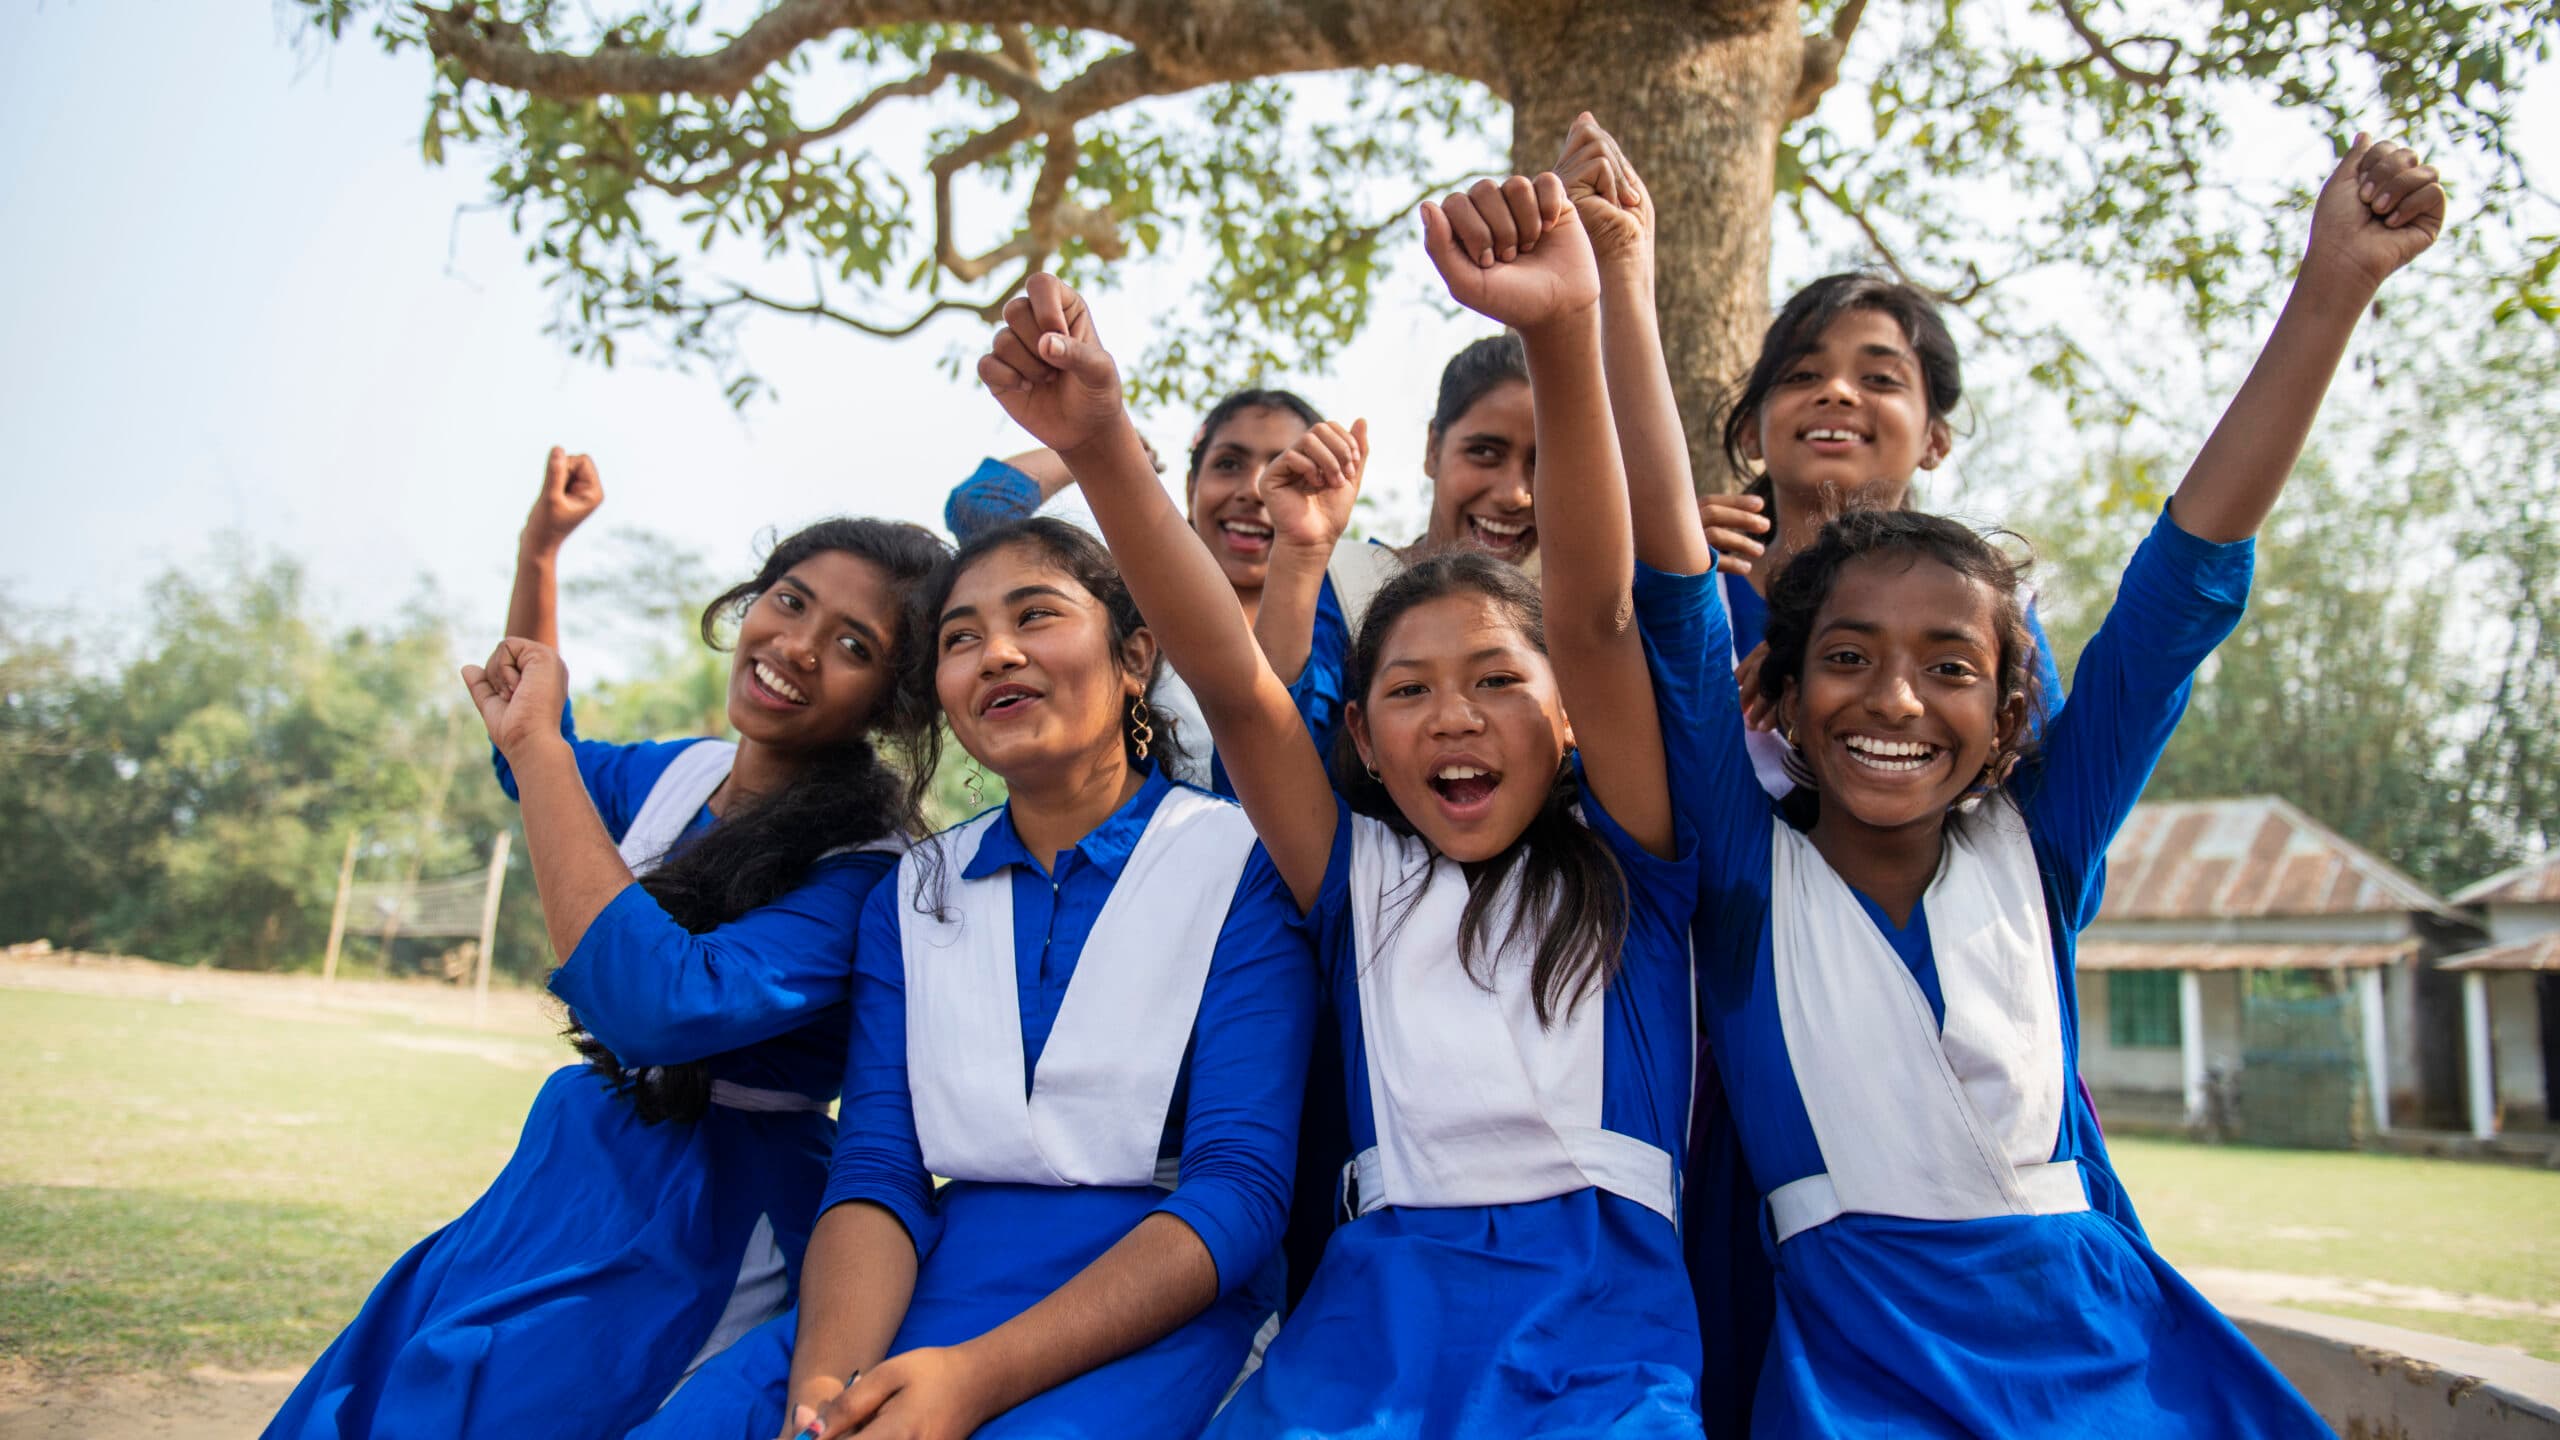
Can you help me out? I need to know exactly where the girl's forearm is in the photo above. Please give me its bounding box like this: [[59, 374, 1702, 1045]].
[[1252, 539, 1332, 685], [505, 738, 638, 957], [952, 1213, 1218, 1419], [506, 540, 561, 648], [789, 1202, 921, 1401], [2169, 260, 2378, 544], [1594, 263, 1714, 577]]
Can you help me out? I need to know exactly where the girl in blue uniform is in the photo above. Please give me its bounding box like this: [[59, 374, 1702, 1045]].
[[640, 517, 1316, 1440], [1624, 137, 2441, 1436], [1000, 166, 1705, 1435], [267, 460, 946, 1440]]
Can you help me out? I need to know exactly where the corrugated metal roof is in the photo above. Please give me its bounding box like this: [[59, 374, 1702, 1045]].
[[2452, 855, 2560, 907], [2437, 934, 2560, 973], [2079, 941, 2416, 972], [2097, 797, 2461, 922]]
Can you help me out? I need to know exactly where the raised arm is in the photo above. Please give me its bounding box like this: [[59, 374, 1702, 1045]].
[[1250, 420, 1367, 685], [974, 276, 1340, 910], [2170, 136, 2443, 543], [464, 638, 639, 958], [1554, 115, 1716, 580], [1422, 171, 1675, 858], [944, 449, 1071, 544], [505, 447, 603, 648]]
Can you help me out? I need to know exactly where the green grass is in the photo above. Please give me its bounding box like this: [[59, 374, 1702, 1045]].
[[0, 988, 556, 1376], [2109, 1135, 2560, 1359], [3, 985, 2555, 1380]]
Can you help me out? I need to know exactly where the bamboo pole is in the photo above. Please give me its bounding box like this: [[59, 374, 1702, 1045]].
[[321, 830, 360, 983], [472, 829, 512, 1028]]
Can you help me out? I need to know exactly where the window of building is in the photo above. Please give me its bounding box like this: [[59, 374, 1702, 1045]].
[[2109, 970, 2183, 1049]]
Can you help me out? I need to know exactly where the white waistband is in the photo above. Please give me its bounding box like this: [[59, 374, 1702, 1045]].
[[1338, 1130, 1678, 1223], [1768, 1158, 2089, 1244], [707, 1081, 832, 1114]]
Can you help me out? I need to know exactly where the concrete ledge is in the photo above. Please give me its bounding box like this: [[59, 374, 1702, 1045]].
[[2223, 1299, 2560, 1438]]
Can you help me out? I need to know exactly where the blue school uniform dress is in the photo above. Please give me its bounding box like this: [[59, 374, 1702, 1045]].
[[268, 707, 896, 1440], [1684, 572, 2074, 1438], [1211, 774, 1705, 1440], [637, 766, 1316, 1440], [1638, 511, 2325, 1438]]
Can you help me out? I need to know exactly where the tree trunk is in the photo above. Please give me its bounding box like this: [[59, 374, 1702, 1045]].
[[1496, 0, 1803, 493]]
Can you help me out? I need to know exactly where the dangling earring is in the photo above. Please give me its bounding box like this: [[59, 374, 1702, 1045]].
[[1954, 748, 2016, 815], [1128, 696, 1155, 763], [963, 761, 985, 808]]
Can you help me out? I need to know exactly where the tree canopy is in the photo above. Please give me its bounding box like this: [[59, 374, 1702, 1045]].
[[299, 0, 2557, 479]]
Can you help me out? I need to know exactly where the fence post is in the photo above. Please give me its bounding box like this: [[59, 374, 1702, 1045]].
[[472, 829, 512, 1028], [321, 830, 360, 983]]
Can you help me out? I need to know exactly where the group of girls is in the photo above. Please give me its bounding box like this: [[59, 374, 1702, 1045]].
[[267, 115, 2445, 1440]]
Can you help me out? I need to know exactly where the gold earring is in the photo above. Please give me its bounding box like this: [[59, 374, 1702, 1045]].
[[1129, 696, 1154, 763], [963, 762, 985, 808]]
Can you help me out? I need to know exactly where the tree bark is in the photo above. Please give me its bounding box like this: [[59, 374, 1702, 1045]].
[[1496, 0, 1803, 492]]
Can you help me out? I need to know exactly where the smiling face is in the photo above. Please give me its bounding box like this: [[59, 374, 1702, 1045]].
[[1188, 404, 1310, 594], [933, 541, 1151, 787], [1746, 308, 1950, 508], [1347, 589, 1568, 863], [1422, 379, 1538, 564], [1779, 552, 2023, 834], [725, 550, 905, 751]]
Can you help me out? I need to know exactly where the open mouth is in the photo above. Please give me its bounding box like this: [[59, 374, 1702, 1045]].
[[1425, 761, 1503, 818], [1799, 427, 1868, 454], [746, 659, 810, 708], [1218, 519, 1275, 556], [1840, 733, 1944, 775], [977, 682, 1043, 719], [1465, 514, 1534, 556]]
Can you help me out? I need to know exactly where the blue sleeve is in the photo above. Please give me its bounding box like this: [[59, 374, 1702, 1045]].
[[1632, 562, 1771, 894], [489, 698, 689, 842], [2024, 598, 2066, 732], [546, 851, 887, 1068], [1574, 754, 1698, 934], [944, 457, 1045, 544], [1286, 574, 1353, 763], [821, 877, 941, 1254], [2019, 506, 2253, 922], [1151, 845, 1319, 1297]]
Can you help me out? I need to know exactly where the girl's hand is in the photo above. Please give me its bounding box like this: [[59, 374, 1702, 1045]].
[[524, 447, 603, 552], [2303, 134, 2445, 293], [1420, 172, 1601, 333], [777, 1374, 848, 1440], [1260, 419, 1370, 551], [1701, 491, 1770, 577], [807, 1346, 991, 1440], [1735, 641, 1776, 732], [462, 638, 569, 760], [977, 273, 1131, 459], [1555, 112, 1653, 272]]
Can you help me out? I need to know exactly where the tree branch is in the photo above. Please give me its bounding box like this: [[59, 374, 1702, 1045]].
[[2050, 0, 2183, 87], [1789, 0, 1870, 122], [1806, 175, 1989, 305], [711, 280, 1019, 338], [659, 56, 963, 197]]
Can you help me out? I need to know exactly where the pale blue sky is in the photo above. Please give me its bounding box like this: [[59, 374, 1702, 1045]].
[[2, 4, 2550, 667]]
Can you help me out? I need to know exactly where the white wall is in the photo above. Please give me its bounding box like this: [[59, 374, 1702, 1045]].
[[2487, 902, 2560, 946], [2490, 971, 2550, 1118]]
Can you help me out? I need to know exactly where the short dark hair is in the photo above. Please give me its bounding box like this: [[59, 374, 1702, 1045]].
[[1186, 388, 1322, 496], [1759, 509, 2042, 809], [1332, 551, 1628, 1026], [1722, 273, 1963, 502]]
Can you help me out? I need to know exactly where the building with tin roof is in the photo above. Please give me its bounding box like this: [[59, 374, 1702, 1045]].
[[2439, 856, 2560, 1139]]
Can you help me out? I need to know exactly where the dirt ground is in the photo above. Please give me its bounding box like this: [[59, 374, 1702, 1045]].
[[0, 1362, 296, 1440]]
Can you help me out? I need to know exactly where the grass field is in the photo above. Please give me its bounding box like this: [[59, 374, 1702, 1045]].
[[2, 966, 2556, 1387]]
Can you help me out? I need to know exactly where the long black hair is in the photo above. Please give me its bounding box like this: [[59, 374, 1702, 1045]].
[[1330, 552, 1628, 1025], [564, 516, 949, 1124], [1722, 273, 1963, 507], [903, 517, 1178, 917], [1758, 509, 2042, 811]]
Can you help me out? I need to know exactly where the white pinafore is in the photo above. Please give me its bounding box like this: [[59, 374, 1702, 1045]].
[[898, 787, 1261, 1189], [1338, 813, 1682, 1224], [1765, 798, 2088, 1242]]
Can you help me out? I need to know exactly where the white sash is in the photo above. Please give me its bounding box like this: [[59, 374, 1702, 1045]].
[[1326, 540, 1404, 637], [900, 788, 1260, 1187], [1767, 797, 2084, 1242], [616, 739, 736, 875], [1343, 814, 1677, 1223]]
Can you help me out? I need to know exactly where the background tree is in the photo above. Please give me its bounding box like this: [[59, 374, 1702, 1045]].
[[297, 0, 2555, 484]]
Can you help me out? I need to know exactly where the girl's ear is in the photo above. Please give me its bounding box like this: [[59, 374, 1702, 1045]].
[[1119, 626, 1160, 698], [1919, 415, 1953, 472], [1740, 416, 1765, 465], [1421, 425, 1443, 480], [1346, 700, 1379, 776]]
